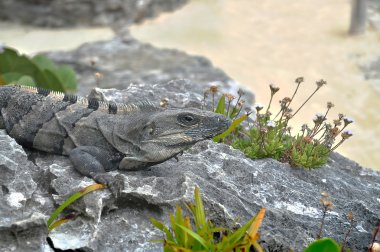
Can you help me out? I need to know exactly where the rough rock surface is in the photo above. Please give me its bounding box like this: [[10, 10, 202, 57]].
[[1, 117, 380, 251], [44, 37, 252, 105], [0, 0, 188, 28]]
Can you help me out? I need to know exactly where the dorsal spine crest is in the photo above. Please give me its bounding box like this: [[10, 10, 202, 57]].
[[12, 84, 159, 114]]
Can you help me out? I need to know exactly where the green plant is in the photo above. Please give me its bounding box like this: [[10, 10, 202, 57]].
[[47, 183, 106, 232], [0, 46, 77, 92], [209, 78, 353, 168], [150, 186, 265, 251], [304, 238, 341, 252], [203, 85, 250, 143]]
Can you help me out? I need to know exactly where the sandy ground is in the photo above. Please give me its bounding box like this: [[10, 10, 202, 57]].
[[0, 0, 379, 170], [130, 0, 380, 170]]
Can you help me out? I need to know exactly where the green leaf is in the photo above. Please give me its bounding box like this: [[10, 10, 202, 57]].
[[16, 75, 37, 86], [215, 95, 226, 115], [176, 224, 209, 250], [304, 238, 340, 252], [0, 72, 25, 84], [150, 218, 175, 243], [0, 48, 39, 77], [34, 68, 64, 91], [56, 65, 77, 92], [32, 55, 57, 70], [171, 205, 186, 246], [213, 114, 247, 142], [0, 47, 77, 91], [47, 183, 106, 231], [194, 186, 207, 230]]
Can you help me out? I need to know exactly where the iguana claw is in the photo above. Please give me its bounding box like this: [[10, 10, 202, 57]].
[[173, 151, 184, 162], [93, 173, 125, 198]]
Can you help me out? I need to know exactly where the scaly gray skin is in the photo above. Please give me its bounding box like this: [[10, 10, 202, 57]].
[[0, 85, 230, 191]]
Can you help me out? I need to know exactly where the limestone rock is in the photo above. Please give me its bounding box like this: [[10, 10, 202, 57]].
[[0, 15, 378, 251], [45, 37, 252, 107], [1, 85, 379, 251], [0, 0, 188, 28]]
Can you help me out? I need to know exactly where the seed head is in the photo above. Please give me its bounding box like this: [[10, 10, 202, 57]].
[[325, 123, 332, 130], [316, 79, 327, 88], [347, 211, 354, 221], [95, 72, 103, 79], [330, 127, 340, 137], [269, 84, 280, 94], [237, 88, 245, 97], [343, 116, 354, 126], [321, 199, 333, 210], [321, 191, 329, 198], [283, 97, 291, 103], [209, 85, 219, 94], [303, 136, 313, 143], [327, 102, 334, 109], [255, 103, 264, 112], [225, 93, 235, 102], [260, 127, 268, 134], [333, 119, 342, 127], [238, 99, 245, 107], [295, 77, 304, 84], [160, 98, 169, 108], [313, 113, 326, 124], [338, 113, 344, 120], [284, 112, 292, 120]]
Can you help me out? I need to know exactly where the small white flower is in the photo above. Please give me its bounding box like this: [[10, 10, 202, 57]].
[[343, 130, 353, 136], [266, 120, 276, 128], [313, 113, 326, 123], [343, 116, 354, 124]]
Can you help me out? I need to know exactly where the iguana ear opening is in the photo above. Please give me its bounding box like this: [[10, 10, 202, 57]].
[[142, 122, 156, 138]]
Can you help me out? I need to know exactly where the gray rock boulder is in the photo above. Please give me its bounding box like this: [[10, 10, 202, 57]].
[[44, 37, 252, 105], [1, 117, 379, 251], [0, 0, 188, 28]]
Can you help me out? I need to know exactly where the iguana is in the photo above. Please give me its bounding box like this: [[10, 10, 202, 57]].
[[0, 85, 230, 191]]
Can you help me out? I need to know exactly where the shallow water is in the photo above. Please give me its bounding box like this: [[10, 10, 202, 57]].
[[130, 0, 380, 170], [0, 0, 379, 170]]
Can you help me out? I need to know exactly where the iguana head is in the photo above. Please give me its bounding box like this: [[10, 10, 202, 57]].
[[142, 108, 231, 144], [107, 109, 231, 169], [137, 108, 231, 162]]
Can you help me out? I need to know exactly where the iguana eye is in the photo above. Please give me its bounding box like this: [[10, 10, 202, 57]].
[[178, 113, 199, 126]]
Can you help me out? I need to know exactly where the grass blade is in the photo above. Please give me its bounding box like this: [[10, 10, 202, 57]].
[[247, 208, 266, 242], [215, 95, 226, 115], [176, 224, 209, 250], [213, 114, 247, 142], [194, 186, 207, 230], [47, 183, 106, 230], [150, 218, 175, 243]]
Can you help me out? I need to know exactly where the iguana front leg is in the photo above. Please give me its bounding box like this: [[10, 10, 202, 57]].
[[69, 146, 124, 196]]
